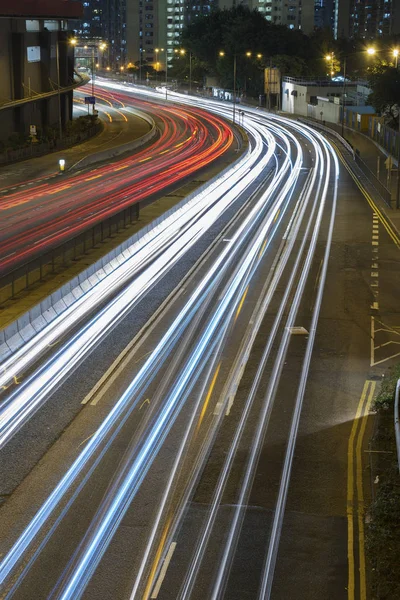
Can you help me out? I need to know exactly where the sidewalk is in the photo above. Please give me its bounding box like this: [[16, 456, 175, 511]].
[[0, 95, 151, 192]]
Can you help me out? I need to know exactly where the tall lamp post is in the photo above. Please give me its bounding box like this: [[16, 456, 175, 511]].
[[71, 39, 106, 115], [56, 36, 63, 140], [393, 48, 399, 69], [165, 48, 168, 100], [174, 48, 192, 93], [341, 56, 347, 138], [325, 52, 335, 78], [219, 51, 237, 123], [155, 48, 164, 84]]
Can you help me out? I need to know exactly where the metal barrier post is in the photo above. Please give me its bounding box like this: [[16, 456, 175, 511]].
[[395, 379, 400, 474]]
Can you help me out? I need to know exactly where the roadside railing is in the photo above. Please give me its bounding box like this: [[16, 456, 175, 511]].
[[395, 379, 400, 474], [298, 117, 392, 207], [354, 151, 392, 207], [0, 123, 102, 166]]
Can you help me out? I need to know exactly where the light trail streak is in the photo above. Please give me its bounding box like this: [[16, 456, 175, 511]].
[[0, 114, 267, 445], [0, 102, 278, 589], [0, 98, 232, 274], [0, 83, 342, 600]]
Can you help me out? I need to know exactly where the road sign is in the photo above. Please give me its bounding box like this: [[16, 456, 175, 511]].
[[84, 96, 96, 105], [385, 156, 393, 170]]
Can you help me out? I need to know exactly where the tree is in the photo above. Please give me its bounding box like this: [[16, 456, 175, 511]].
[[179, 5, 315, 91], [368, 65, 400, 124]]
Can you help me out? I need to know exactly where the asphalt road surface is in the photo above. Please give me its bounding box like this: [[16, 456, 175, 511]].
[[0, 92, 399, 600]]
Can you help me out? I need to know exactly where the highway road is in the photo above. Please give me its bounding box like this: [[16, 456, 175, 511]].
[[0, 87, 398, 600], [0, 90, 233, 277]]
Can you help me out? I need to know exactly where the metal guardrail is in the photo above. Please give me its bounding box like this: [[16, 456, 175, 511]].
[[395, 379, 400, 474], [298, 117, 393, 207], [354, 152, 392, 207], [297, 118, 355, 157], [0, 72, 89, 111]]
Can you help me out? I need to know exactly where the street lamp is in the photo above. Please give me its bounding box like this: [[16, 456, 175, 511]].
[[70, 39, 107, 114], [367, 47, 376, 56], [175, 48, 193, 93], [139, 48, 145, 84], [219, 51, 237, 123], [393, 48, 399, 69], [325, 52, 335, 78], [155, 48, 164, 84]]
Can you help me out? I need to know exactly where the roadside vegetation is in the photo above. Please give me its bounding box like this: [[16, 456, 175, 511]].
[[366, 365, 400, 599], [0, 115, 99, 154]]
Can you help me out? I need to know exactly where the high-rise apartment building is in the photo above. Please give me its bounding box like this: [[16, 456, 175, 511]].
[[256, 0, 315, 33], [333, 0, 399, 39], [77, 0, 316, 72]]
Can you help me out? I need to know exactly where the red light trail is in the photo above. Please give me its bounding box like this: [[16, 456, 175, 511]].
[[0, 89, 233, 276]]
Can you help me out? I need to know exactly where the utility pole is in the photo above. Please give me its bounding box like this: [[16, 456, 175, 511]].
[[92, 46, 95, 114], [189, 52, 192, 94], [165, 48, 168, 100], [56, 37, 62, 140], [233, 53, 237, 123], [341, 56, 347, 138], [396, 116, 400, 208]]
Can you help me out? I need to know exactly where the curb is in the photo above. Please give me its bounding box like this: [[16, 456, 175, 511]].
[[69, 107, 157, 171]]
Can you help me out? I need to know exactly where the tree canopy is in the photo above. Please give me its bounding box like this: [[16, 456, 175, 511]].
[[368, 64, 400, 123], [170, 6, 335, 95]]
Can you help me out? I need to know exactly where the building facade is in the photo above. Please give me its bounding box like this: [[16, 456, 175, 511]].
[[333, 0, 400, 39], [256, 0, 315, 33], [0, 0, 83, 141]]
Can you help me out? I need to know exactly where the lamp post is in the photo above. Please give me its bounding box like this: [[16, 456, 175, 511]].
[[139, 48, 145, 84], [155, 48, 164, 84], [174, 48, 191, 92], [56, 37, 62, 140], [341, 56, 347, 138], [393, 48, 399, 69], [325, 52, 335, 78], [71, 39, 106, 115], [165, 48, 168, 100], [219, 51, 237, 123]]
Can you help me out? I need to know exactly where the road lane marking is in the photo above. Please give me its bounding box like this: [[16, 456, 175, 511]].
[[138, 156, 152, 162], [258, 239, 267, 258], [113, 164, 129, 171], [196, 364, 221, 433], [347, 380, 375, 600], [151, 542, 177, 599], [48, 184, 71, 195], [356, 381, 376, 599], [333, 143, 400, 249], [144, 518, 172, 599], [85, 174, 102, 181], [234, 287, 248, 322], [139, 398, 150, 410]]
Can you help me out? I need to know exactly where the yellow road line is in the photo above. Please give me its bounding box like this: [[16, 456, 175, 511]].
[[356, 380, 376, 599], [139, 156, 152, 163], [274, 208, 280, 222], [347, 380, 375, 600], [258, 239, 268, 259], [196, 363, 221, 434], [143, 518, 172, 600], [333, 143, 400, 249], [235, 287, 248, 322], [113, 164, 130, 171], [48, 184, 71, 195], [85, 174, 102, 181]]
